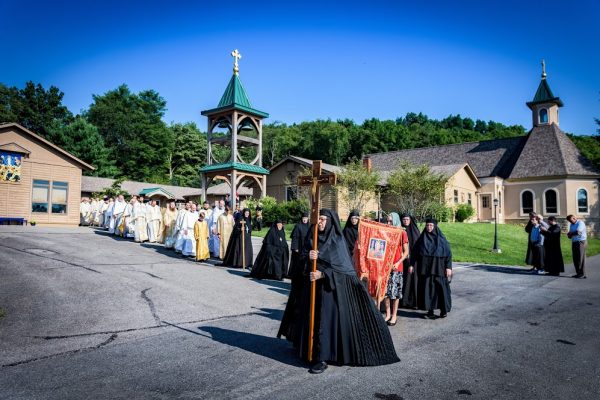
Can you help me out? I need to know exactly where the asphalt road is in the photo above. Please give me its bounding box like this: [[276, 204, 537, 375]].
[[0, 226, 599, 400]]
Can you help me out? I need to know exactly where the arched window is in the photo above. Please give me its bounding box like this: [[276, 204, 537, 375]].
[[521, 190, 534, 215], [544, 189, 558, 214], [539, 108, 548, 124], [577, 188, 589, 214]]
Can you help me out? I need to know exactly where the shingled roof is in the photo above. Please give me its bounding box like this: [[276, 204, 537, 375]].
[[509, 123, 599, 179], [367, 123, 599, 181], [367, 136, 527, 179]]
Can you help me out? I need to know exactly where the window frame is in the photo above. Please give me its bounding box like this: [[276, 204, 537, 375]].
[[31, 179, 50, 214], [520, 189, 535, 216], [576, 188, 589, 215], [543, 188, 559, 216], [51, 181, 69, 214], [539, 108, 549, 124]]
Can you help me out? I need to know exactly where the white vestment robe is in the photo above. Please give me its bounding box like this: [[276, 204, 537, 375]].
[[105, 202, 114, 231], [147, 205, 162, 243], [132, 202, 148, 242], [209, 207, 224, 256], [112, 200, 127, 236], [181, 211, 199, 256], [79, 202, 92, 225], [174, 209, 188, 253]]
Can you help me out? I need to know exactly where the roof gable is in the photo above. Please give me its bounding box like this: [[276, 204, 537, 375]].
[[201, 74, 269, 118], [0, 123, 94, 171], [527, 78, 563, 108], [269, 155, 342, 174], [0, 142, 31, 155]]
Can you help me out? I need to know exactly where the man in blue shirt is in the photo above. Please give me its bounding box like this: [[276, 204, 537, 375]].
[[567, 215, 587, 279]]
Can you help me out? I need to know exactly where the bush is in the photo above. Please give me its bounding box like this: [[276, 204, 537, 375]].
[[244, 197, 309, 226], [455, 203, 475, 222], [424, 202, 453, 222]]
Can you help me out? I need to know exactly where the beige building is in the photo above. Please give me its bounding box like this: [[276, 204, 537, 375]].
[[367, 68, 600, 229], [0, 123, 94, 225]]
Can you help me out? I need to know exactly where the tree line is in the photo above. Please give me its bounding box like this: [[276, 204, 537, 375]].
[[2, 81, 599, 188]]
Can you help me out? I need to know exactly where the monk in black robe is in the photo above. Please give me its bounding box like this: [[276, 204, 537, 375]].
[[289, 213, 309, 280], [250, 220, 289, 280], [400, 213, 420, 309], [412, 218, 452, 319], [541, 216, 564, 276], [342, 210, 359, 259], [221, 208, 253, 269], [278, 209, 399, 374]]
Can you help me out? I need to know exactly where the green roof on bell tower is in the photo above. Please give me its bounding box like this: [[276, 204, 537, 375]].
[[201, 50, 269, 118], [526, 60, 563, 109]]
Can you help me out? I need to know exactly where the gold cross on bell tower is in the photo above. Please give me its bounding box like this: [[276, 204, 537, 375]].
[[231, 49, 242, 74]]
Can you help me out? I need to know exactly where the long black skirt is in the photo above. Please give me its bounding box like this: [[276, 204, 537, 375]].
[[401, 259, 418, 308], [279, 269, 399, 366], [417, 274, 451, 313]]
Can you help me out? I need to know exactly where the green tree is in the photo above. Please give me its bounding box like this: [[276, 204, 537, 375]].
[[336, 159, 381, 214], [0, 81, 73, 137], [167, 122, 207, 187], [46, 117, 119, 177], [386, 161, 448, 220], [86, 85, 174, 183]]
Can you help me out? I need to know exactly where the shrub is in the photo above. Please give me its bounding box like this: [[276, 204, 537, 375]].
[[244, 197, 308, 225], [455, 203, 475, 222], [424, 202, 453, 222]]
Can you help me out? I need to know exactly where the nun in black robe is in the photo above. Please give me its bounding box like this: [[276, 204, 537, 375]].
[[250, 220, 290, 280], [289, 213, 310, 280], [277, 209, 399, 373], [342, 210, 360, 259], [412, 218, 452, 318], [400, 213, 421, 308], [541, 216, 565, 276], [221, 208, 253, 269]]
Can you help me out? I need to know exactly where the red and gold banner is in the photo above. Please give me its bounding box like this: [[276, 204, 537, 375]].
[[354, 219, 404, 304]]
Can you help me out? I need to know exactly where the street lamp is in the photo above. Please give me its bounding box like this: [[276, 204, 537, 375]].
[[492, 198, 502, 253]]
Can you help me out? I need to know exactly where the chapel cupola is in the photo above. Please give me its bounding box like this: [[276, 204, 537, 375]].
[[526, 60, 563, 127]]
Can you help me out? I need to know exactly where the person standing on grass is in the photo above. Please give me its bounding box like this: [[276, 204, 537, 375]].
[[567, 215, 587, 279], [540, 216, 564, 276]]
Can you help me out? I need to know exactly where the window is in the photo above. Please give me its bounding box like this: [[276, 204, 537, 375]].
[[539, 108, 548, 124], [521, 190, 534, 215], [468, 193, 472, 205], [482, 195, 490, 209], [577, 189, 588, 214], [453, 190, 458, 204], [285, 186, 297, 202], [51, 181, 68, 214], [32, 179, 50, 213], [544, 189, 558, 214]]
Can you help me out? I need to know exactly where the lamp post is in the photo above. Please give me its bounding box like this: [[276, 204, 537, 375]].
[[492, 198, 502, 253]]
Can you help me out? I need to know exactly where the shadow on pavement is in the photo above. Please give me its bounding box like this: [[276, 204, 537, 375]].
[[468, 265, 541, 275], [198, 326, 305, 368], [226, 269, 292, 291], [396, 309, 425, 319]]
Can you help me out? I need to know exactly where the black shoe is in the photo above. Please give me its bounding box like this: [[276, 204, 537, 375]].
[[577, 275, 587, 279], [387, 319, 397, 326], [439, 313, 447, 318], [424, 311, 435, 319], [572, 274, 582, 278], [309, 361, 328, 374]]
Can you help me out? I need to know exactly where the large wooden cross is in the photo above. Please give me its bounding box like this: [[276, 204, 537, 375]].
[[297, 160, 336, 362]]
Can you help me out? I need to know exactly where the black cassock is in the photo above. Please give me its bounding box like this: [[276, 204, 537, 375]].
[[542, 224, 565, 275], [250, 225, 290, 280], [289, 218, 309, 280], [342, 210, 359, 261], [278, 209, 399, 366], [412, 222, 452, 314], [400, 213, 421, 308], [222, 211, 253, 269]]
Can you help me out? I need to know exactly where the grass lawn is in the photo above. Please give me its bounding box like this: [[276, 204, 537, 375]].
[[253, 222, 600, 266]]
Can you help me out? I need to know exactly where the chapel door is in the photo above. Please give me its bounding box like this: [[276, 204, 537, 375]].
[[480, 194, 492, 221]]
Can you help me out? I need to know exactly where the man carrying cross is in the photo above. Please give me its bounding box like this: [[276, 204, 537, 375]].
[[277, 161, 399, 374]]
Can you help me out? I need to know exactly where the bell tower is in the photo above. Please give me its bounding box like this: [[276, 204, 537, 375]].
[[200, 49, 269, 209], [526, 60, 563, 127]]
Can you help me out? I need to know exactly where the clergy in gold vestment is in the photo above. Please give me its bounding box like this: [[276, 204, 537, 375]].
[[217, 206, 235, 259], [162, 200, 178, 247], [194, 211, 210, 261]]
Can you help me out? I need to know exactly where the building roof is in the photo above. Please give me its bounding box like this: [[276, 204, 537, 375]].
[[367, 123, 599, 181], [138, 187, 175, 199], [367, 136, 527, 179], [201, 74, 269, 118], [0, 123, 95, 171], [509, 123, 599, 179], [269, 155, 343, 174], [377, 163, 481, 187], [200, 161, 270, 175], [526, 78, 563, 108], [81, 177, 252, 200]]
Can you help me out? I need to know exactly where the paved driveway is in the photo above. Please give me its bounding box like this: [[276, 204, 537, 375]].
[[0, 226, 599, 400]]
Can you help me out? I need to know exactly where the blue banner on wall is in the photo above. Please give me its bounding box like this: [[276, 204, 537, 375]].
[[0, 151, 22, 182]]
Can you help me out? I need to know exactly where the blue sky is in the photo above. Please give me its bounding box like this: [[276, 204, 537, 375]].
[[1, 0, 598, 134]]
